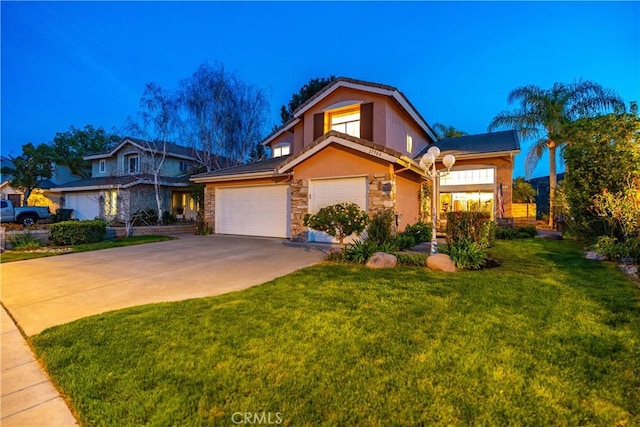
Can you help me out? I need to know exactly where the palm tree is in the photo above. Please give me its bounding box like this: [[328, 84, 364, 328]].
[[432, 123, 468, 140], [488, 80, 624, 227], [512, 177, 536, 203]]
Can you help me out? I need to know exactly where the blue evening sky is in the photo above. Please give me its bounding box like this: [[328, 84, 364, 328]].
[[2, 1, 638, 178]]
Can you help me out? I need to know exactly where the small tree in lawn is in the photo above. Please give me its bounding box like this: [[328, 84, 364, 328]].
[[304, 202, 368, 248]]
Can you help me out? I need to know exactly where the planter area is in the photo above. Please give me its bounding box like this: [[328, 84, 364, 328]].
[[1, 224, 196, 250]]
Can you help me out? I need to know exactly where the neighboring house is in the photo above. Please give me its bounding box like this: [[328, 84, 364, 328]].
[[51, 137, 212, 221], [1, 155, 80, 210], [191, 77, 520, 242]]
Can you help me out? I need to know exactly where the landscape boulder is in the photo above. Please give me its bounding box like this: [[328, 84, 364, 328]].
[[366, 252, 397, 269], [426, 253, 457, 273]]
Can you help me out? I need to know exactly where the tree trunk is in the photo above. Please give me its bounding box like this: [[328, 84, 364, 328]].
[[548, 143, 557, 228]]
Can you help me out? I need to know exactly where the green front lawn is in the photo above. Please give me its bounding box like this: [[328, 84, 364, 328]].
[[30, 239, 640, 426], [0, 235, 176, 263]]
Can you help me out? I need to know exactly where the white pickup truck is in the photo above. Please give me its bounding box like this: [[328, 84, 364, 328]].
[[0, 199, 52, 226]]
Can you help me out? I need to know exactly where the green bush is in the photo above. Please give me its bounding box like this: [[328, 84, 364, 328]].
[[393, 233, 416, 251], [366, 210, 395, 247], [594, 236, 640, 263], [9, 231, 43, 251], [401, 222, 432, 244], [131, 209, 158, 226], [394, 252, 427, 266], [496, 226, 538, 240], [445, 212, 494, 249], [440, 238, 487, 270], [343, 239, 378, 264], [162, 211, 177, 225], [49, 220, 106, 245], [304, 202, 368, 247]]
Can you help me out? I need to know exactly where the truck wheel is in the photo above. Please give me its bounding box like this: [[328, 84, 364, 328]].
[[20, 215, 37, 227]]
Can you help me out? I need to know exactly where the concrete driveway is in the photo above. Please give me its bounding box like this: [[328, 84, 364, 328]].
[[1, 234, 328, 336]]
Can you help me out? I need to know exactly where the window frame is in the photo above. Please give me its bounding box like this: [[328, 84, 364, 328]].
[[126, 154, 140, 174], [324, 104, 361, 138], [99, 160, 106, 174], [273, 143, 291, 158]]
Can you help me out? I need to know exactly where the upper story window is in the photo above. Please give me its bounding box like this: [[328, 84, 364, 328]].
[[406, 135, 413, 153], [126, 154, 140, 174], [440, 168, 495, 186], [325, 105, 360, 138], [179, 161, 189, 172], [273, 144, 291, 158], [99, 160, 106, 174]]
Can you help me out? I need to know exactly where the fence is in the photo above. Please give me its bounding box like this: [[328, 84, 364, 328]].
[[512, 203, 537, 227]]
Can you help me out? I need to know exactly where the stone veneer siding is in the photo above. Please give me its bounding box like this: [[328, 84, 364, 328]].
[[290, 173, 396, 242], [204, 186, 216, 231]]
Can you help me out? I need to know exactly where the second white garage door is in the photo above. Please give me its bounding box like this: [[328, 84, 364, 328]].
[[65, 193, 100, 220], [215, 185, 290, 238], [308, 176, 368, 243]]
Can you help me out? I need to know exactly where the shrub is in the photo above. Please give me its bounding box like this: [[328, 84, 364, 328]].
[[343, 239, 378, 264], [394, 252, 427, 266], [304, 202, 368, 247], [594, 236, 640, 262], [9, 231, 43, 251], [496, 226, 538, 240], [195, 211, 212, 235], [131, 209, 158, 226], [445, 212, 494, 249], [366, 210, 396, 247], [393, 233, 416, 251], [162, 211, 177, 225], [439, 238, 487, 270], [401, 222, 432, 244], [49, 220, 106, 245]]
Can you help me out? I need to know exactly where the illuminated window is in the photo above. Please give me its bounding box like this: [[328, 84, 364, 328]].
[[325, 106, 360, 138], [440, 168, 495, 186], [106, 190, 118, 216], [406, 135, 413, 153], [273, 144, 291, 158], [440, 192, 494, 220]]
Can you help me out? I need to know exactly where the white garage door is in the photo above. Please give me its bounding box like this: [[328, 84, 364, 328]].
[[65, 193, 100, 220], [215, 185, 290, 238], [308, 177, 368, 243]]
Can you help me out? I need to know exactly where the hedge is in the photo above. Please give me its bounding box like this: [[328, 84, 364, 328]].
[[49, 220, 107, 245]]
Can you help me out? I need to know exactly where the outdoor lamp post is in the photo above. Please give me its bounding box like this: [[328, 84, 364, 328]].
[[419, 146, 456, 254]]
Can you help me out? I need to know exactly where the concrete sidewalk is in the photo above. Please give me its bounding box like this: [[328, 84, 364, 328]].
[[1, 307, 77, 426]]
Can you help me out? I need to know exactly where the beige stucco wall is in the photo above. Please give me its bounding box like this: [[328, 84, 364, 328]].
[[384, 99, 432, 156], [394, 173, 422, 230]]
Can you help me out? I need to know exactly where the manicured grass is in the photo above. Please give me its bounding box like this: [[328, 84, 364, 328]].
[[0, 235, 176, 263], [30, 239, 640, 426]]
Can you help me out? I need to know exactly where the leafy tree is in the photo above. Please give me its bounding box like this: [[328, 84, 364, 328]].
[[432, 123, 468, 140], [563, 102, 640, 241], [280, 76, 337, 124], [50, 125, 120, 179], [1, 143, 53, 206], [488, 80, 624, 226], [303, 202, 368, 248], [512, 177, 536, 203], [127, 82, 181, 225], [177, 62, 269, 168]]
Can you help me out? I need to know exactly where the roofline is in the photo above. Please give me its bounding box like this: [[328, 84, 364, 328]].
[[277, 134, 424, 176], [84, 137, 200, 161], [432, 150, 520, 161], [261, 118, 300, 147], [51, 179, 189, 192], [190, 170, 287, 183], [290, 79, 438, 142]]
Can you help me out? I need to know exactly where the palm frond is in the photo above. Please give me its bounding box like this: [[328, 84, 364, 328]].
[[524, 137, 548, 179]]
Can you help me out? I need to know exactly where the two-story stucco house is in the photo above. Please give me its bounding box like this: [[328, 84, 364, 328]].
[[191, 78, 520, 242], [52, 137, 207, 221]]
